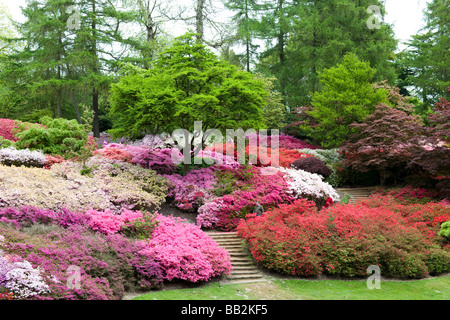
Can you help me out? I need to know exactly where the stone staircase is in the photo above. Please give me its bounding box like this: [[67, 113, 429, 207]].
[[335, 187, 377, 203], [207, 231, 266, 283]]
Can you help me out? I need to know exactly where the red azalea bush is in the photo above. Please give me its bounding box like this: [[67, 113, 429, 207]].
[[373, 186, 442, 205], [207, 142, 313, 168], [246, 133, 320, 150], [93, 146, 133, 163], [237, 196, 450, 279], [44, 154, 65, 169]]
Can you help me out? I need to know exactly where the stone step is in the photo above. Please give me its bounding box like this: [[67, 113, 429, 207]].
[[207, 231, 265, 282], [227, 274, 264, 281]]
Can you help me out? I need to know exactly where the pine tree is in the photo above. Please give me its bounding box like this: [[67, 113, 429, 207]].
[[404, 0, 450, 105]]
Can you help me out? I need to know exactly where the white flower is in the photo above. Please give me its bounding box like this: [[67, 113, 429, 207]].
[[277, 167, 340, 202]]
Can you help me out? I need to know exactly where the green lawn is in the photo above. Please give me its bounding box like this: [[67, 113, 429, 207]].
[[133, 276, 450, 300]]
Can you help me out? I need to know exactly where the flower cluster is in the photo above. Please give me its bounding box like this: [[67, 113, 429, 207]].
[[86, 209, 144, 235], [245, 133, 320, 150], [137, 214, 232, 282], [196, 166, 293, 231], [0, 158, 169, 213], [0, 147, 46, 168], [164, 166, 219, 211], [100, 143, 183, 175], [277, 167, 340, 205], [0, 251, 50, 299], [0, 119, 20, 142], [237, 196, 450, 278]]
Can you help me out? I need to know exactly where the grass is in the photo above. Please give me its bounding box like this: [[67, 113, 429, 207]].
[[133, 275, 450, 300]]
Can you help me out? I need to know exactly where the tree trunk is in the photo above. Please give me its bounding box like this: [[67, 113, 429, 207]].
[[57, 88, 62, 118], [196, 0, 205, 41], [72, 91, 81, 124], [92, 87, 100, 138]]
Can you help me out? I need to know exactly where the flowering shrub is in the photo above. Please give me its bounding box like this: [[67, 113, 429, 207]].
[[197, 166, 293, 231], [290, 157, 332, 178], [0, 147, 46, 168], [93, 146, 133, 163], [43, 154, 65, 169], [101, 143, 183, 175], [0, 119, 20, 142], [164, 166, 219, 211], [373, 186, 442, 205], [137, 214, 232, 282], [237, 197, 450, 279], [246, 133, 320, 150], [278, 167, 340, 206], [0, 223, 164, 299], [206, 141, 313, 168], [0, 253, 50, 299], [86, 209, 144, 235], [0, 159, 168, 213]]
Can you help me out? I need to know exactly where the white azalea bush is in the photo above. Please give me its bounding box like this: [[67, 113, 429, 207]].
[[278, 167, 340, 206], [0, 147, 46, 168]]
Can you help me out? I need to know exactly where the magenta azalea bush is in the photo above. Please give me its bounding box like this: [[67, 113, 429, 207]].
[[137, 214, 232, 282], [0, 205, 233, 299], [196, 165, 293, 231], [246, 132, 320, 150], [164, 166, 219, 211]]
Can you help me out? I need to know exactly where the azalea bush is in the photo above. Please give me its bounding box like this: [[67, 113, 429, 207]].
[[237, 196, 450, 279], [0, 147, 46, 168], [0, 159, 169, 213], [373, 186, 442, 205], [197, 166, 293, 231], [245, 132, 320, 150], [100, 143, 182, 175], [0, 206, 234, 299], [137, 214, 233, 283], [0, 223, 163, 299], [164, 166, 219, 211], [0, 119, 20, 142], [0, 251, 50, 299], [278, 167, 340, 207]]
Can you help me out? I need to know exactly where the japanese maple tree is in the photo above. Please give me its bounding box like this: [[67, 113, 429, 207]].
[[339, 104, 425, 185]]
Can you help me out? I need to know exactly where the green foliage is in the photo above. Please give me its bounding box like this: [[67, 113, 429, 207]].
[[404, 0, 450, 105], [254, 74, 287, 130], [109, 33, 267, 141], [439, 221, 450, 239], [120, 211, 160, 240], [303, 53, 389, 148], [14, 116, 95, 159], [0, 136, 13, 148]]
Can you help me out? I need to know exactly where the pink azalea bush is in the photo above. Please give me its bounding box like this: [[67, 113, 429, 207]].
[[86, 209, 144, 235], [100, 143, 183, 175], [137, 214, 232, 282], [163, 166, 219, 211], [0, 206, 233, 298], [196, 165, 293, 231], [245, 132, 320, 150], [0, 119, 19, 142]]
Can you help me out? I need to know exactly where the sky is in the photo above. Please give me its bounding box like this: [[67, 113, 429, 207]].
[[1, 0, 432, 52]]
